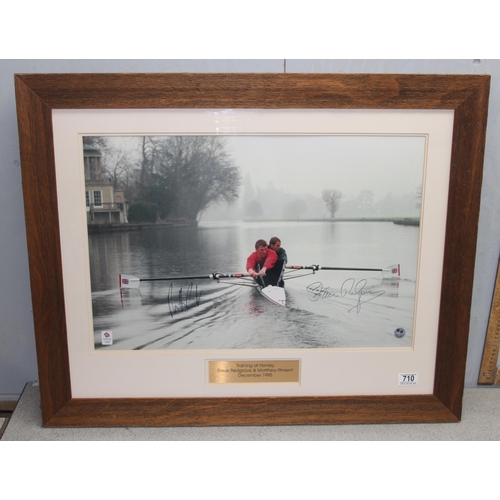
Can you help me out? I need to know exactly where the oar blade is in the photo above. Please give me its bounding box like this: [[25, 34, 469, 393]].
[[119, 274, 141, 289], [382, 264, 400, 280]]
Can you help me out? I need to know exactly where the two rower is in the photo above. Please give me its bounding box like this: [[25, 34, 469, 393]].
[[246, 237, 287, 288]]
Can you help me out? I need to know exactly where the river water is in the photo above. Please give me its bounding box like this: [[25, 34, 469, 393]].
[[88, 220, 419, 350]]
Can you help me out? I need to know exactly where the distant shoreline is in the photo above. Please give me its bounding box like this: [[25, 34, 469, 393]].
[[87, 220, 197, 234], [88, 217, 420, 233], [241, 217, 420, 225]]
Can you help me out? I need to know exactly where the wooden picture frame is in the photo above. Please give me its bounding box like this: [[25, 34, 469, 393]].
[[15, 73, 490, 427]]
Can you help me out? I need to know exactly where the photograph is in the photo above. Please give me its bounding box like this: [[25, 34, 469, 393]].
[[85, 133, 425, 351]]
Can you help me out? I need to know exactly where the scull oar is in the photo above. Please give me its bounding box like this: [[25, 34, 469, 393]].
[[119, 272, 250, 289], [120, 264, 400, 289], [286, 264, 400, 279]]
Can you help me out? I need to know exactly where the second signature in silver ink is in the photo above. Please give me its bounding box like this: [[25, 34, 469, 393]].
[[306, 278, 385, 313]]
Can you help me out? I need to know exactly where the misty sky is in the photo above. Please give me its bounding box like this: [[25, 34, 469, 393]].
[[96, 134, 426, 200], [224, 135, 425, 199]]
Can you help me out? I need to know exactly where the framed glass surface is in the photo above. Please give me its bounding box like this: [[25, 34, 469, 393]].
[[15, 73, 490, 426]]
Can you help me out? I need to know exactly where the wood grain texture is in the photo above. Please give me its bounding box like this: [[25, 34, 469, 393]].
[[46, 395, 457, 427], [15, 73, 486, 109], [434, 78, 490, 415], [14, 78, 72, 424], [14, 73, 490, 427], [478, 259, 500, 384]]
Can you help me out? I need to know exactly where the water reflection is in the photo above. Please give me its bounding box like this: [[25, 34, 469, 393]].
[[89, 221, 419, 350]]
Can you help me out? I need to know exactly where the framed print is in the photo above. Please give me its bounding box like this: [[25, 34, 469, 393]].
[[15, 73, 490, 426]]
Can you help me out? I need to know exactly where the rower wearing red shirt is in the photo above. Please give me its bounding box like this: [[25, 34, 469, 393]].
[[246, 239, 278, 287]]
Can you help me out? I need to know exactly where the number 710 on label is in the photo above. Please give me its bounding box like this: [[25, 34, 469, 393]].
[[398, 373, 418, 386]]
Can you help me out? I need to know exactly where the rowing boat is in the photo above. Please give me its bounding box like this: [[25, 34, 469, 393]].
[[257, 284, 286, 306], [119, 264, 399, 308]]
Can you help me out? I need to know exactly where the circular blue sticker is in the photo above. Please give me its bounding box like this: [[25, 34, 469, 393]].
[[394, 327, 406, 338]]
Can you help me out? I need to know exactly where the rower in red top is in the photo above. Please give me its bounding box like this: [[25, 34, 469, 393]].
[[246, 239, 278, 287]]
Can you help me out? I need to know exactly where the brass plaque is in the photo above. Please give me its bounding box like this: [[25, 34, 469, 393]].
[[208, 360, 300, 384]]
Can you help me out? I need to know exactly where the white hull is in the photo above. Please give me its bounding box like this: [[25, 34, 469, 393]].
[[258, 285, 286, 307]]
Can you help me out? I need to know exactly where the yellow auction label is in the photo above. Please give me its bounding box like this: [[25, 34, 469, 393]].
[[208, 360, 300, 384]]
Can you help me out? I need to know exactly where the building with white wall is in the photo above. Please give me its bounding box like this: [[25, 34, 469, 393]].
[[84, 144, 127, 224]]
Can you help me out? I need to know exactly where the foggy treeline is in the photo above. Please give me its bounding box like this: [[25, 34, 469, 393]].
[[86, 136, 421, 223], [203, 173, 421, 221]]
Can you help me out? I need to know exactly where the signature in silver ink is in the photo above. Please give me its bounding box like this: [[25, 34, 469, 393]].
[[167, 283, 202, 318], [306, 278, 385, 313], [306, 282, 338, 301]]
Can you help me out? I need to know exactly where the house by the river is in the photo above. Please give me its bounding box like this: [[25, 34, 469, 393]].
[[84, 144, 128, 224]]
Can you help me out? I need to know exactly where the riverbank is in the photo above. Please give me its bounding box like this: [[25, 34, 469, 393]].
[[392, 218, 420, 226], [240, 217, 420, 226], [87, 220, 197, 233], [88, 218, 420, 233]]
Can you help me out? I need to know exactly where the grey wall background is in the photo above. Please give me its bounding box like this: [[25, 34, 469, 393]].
[[1, 59, 499, 400]]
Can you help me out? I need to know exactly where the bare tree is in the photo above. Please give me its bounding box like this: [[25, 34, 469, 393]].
[[322, 189, 342, 219], [85, 135, 241, 222], [141, 136, 241, 221], [84, 136, 139, 190]]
